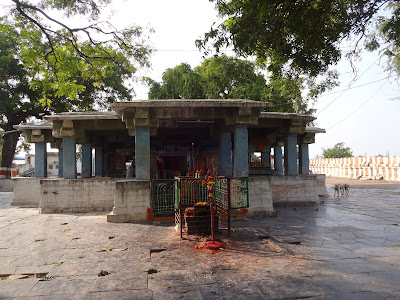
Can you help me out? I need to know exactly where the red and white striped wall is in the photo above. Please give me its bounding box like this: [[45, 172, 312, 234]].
[[309, 157, 400, 181]]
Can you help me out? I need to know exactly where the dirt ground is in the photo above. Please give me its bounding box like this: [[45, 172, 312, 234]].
[[325, 176, 400, 190]]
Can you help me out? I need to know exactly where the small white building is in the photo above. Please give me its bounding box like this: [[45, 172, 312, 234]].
[[19, 152, 82, 177]]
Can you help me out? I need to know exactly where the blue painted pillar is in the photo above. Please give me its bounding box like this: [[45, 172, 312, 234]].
[[34, 142, 47, 178], [299, 143, 310, 175], [274, 146, 283, 175], [284, 133, 298, 175], [233, 124, 248, 178], [135, 126, 150, 180], [81, 143, 92, 178], [262, 148, 271, 168], [95, 147, 103, 177], [58, 148, 63, 178], [219, 131, 232, 177], [63, 137, 77, 179]]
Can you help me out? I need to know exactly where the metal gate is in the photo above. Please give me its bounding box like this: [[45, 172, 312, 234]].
[[230, 178, 249, 208], [151, 177, 249, 219], [151, 179, 176, 216]]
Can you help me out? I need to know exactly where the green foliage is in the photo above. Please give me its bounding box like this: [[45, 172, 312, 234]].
[[38, 0, 112, 19], [146, 56, 270, 102], [197, 0, 389, 83], [322, 142, 354, 158], [4, 1, 153, 102], [0, 22, 42, 128], [0, 1, 152, 168], [194, 55, 267, 100], [365, 3, 400, 76], [146, 63, 204, 99], [146, 55, 335, 114]]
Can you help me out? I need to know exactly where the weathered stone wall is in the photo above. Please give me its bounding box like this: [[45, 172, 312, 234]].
[[107, 180, 151, 222], [315, 174, 328, 196], [270, 175, 320, 207], [247, 175, 321, 210], [310, 156, 400, 182], [0, 179, 14, 192], [248, 176, 274, 216], [12, 178, 41, 206], [39, 178, 116, 213]]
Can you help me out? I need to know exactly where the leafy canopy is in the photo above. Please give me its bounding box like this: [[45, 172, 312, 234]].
[[0, 0, 153, 169], [146, 63, 205, 100], [322, 142, 354, 158], [146, 55, 337, 114], [195, 55, 268, 100], [3, 0, 153, 103], [197, 0, 394, 83], [366, 3, 400, 75], [146, 57, 272, 101]]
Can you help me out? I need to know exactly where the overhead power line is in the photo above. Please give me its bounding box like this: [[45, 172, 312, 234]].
[[327, 79, 389, 130], [319, 77, 389, 98], [317, 57, 380, 116]]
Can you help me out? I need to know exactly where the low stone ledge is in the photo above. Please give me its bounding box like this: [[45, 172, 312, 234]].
[[0, 179, 14, 192], [315, 174, 328, 196], [12, 177, 41, 207], [40, 207, 113, 214], [274, 201, 318, 207], [108, 179, 151, 223], [39, 178, 116, 213], [107, 212, 149, 223], [248, 176, 274, 215]]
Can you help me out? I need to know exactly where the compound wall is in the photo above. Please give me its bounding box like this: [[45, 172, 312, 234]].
[[310, 157, 400, 182], [39, 178, 116, 213]]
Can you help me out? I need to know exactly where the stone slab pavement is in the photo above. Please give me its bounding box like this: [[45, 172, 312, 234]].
[[0, 183, 400, 300]]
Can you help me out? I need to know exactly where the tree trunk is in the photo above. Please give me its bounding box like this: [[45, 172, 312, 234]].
[[0, 131, 20, 178]]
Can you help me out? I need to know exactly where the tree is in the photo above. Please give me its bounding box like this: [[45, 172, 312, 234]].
[[194, 55, 268, 100], [0, 135, 3, 158], [146, 55, 334, 114], [0, 24, 42, 173], [365, 3, 400, 76], [146, 63, 205, 99], [322, 142, 354, 158], [146, 56, 270, 101], [197, 1, 393, 85], [3, 0, 153, 101], [0, 17, 150, 175]]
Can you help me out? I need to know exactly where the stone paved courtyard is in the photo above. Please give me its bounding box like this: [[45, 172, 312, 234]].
[[0, 182, 400, 299]]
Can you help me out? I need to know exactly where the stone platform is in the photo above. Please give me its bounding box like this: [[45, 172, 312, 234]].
[[1, 183, 400, 299]]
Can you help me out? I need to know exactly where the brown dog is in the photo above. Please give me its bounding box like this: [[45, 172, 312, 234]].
[[342, 184, 349, 195], [334, 184, 342, 196]]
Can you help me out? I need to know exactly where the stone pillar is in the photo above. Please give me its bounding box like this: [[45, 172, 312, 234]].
[[274, 146, 283, 175], [81, 143, 92, 178], [233, 124, 248, 178], [63, 137, 77, 179], [262, 148, 271, 168], [284, 133, 298, 175], [94, 147, 103, 177], [58, 147, 63, 178], [34, 142, 47, 178], [219, 131, 232, 177], [299, 143, 310, 175], [135, 126, 150, 180]]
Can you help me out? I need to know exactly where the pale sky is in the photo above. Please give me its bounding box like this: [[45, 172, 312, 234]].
[[2, 0, 400, 158], [107, 0, 400, 158]]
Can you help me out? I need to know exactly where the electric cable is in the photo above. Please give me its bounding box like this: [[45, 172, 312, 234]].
[[327, 79, 389, 130], [317, 57, 380, 116]]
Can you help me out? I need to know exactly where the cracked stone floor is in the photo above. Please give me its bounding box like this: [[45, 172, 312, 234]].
[[0, 183, 400, 299]]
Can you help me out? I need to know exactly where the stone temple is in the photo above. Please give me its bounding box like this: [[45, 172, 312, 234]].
[[12, 99, 327, 222]]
